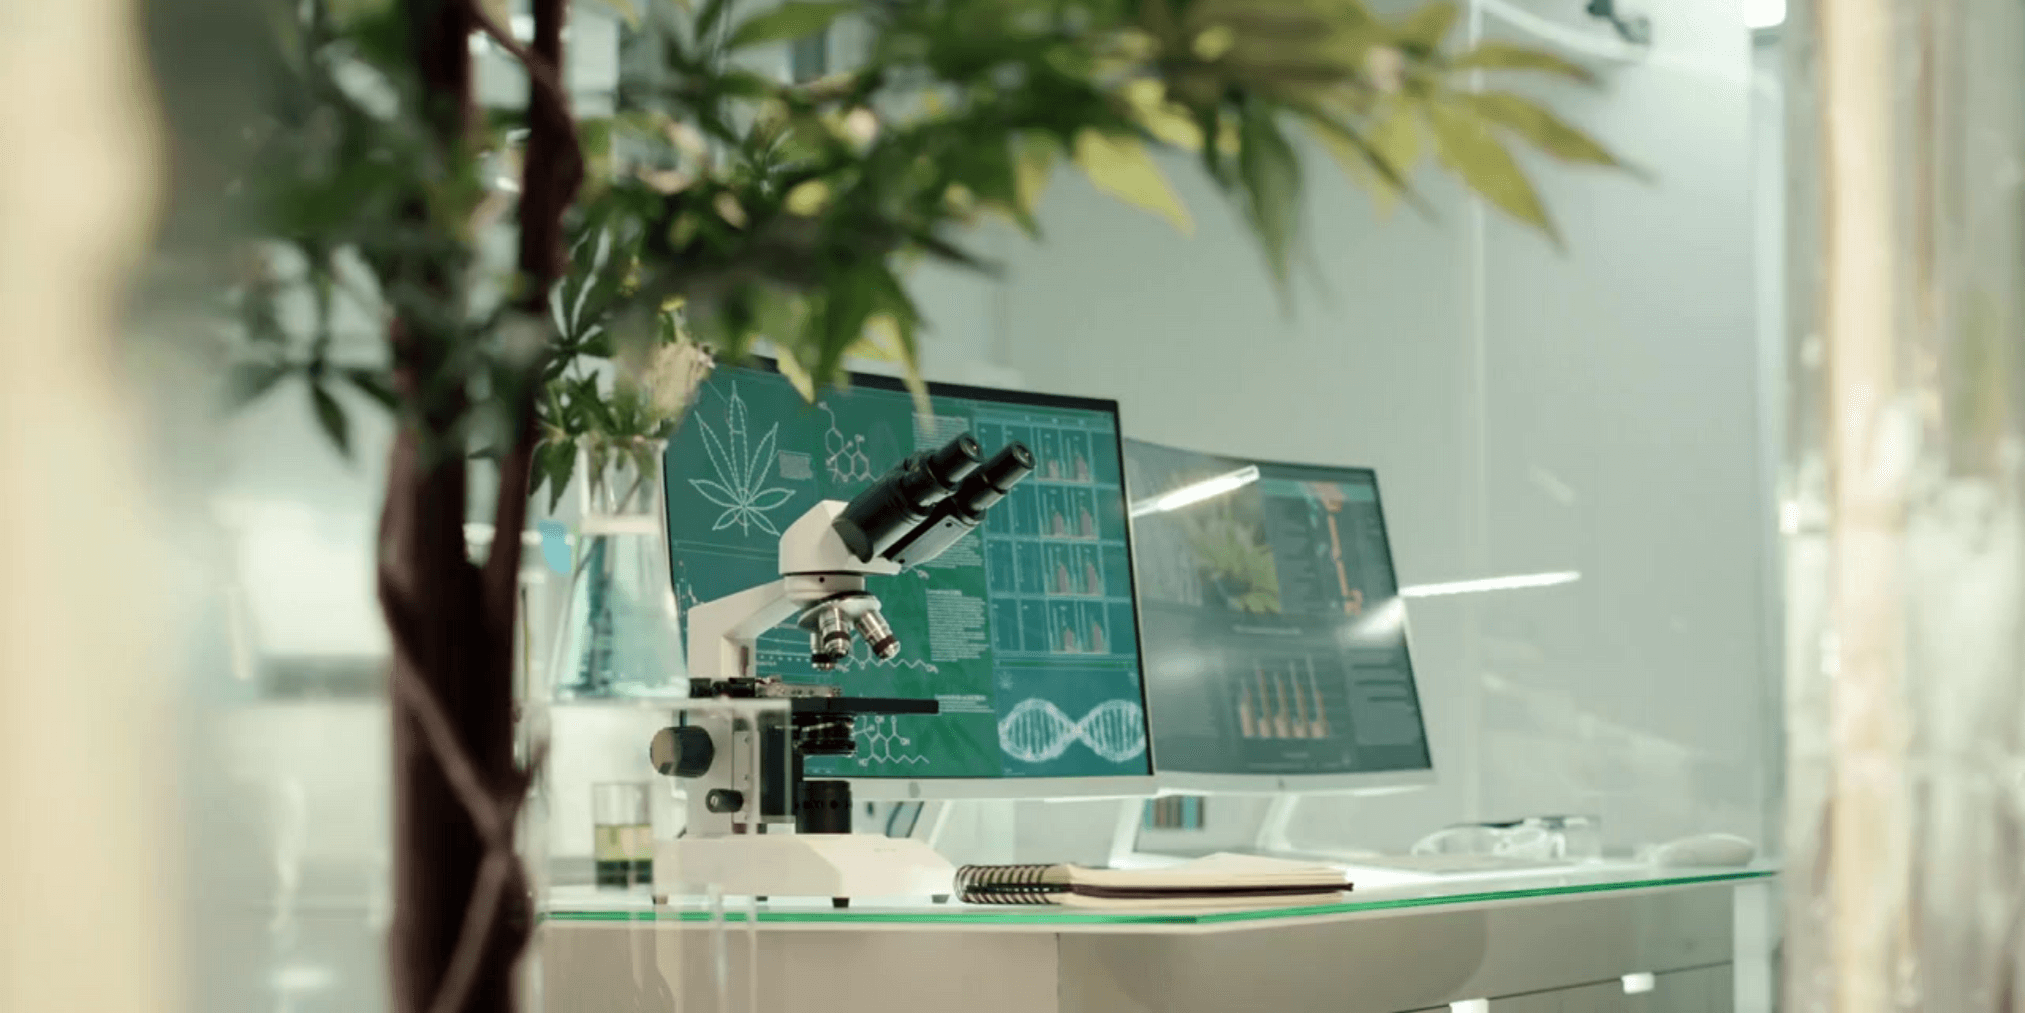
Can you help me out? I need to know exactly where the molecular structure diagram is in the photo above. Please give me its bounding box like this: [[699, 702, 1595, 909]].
[[998, 698, 1147, 764], [854, 714, 930, 767], [831, 637, 938, 674], [820, 402, 876, 484]]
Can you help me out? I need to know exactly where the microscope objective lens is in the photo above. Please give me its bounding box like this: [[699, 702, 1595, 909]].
[[854, 610, 900, 659]]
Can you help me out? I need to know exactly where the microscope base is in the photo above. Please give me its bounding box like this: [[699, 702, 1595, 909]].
[[653, 834, 956, 902]]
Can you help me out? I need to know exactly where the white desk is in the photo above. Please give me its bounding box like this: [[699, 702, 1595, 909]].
[[537, 865, 1776, 1013]]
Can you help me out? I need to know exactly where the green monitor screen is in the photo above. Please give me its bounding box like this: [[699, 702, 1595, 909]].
[[1123, 439, 1432, 788], [663, 361, 1152, 790]]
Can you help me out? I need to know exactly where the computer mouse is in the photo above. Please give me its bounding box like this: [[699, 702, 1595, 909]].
[[1648, 833, 1756, 868]]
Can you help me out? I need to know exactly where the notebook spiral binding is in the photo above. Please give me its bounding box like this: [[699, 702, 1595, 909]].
[[954, 863, 1058, 905]]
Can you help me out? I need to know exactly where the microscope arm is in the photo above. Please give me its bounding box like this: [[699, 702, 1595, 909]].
[[686, 580, 796, 681]]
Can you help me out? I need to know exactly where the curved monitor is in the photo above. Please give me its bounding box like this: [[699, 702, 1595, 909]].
[[1123, 439, 1434, 794], [662, 360, 1153, 799]]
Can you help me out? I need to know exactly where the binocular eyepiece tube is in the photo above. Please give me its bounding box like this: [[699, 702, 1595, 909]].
[[886, 442, 1036, 567], [832, 434, 984, 562]]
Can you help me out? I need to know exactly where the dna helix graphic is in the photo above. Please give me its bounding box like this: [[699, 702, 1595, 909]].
[[997, 698, 1147, 764]]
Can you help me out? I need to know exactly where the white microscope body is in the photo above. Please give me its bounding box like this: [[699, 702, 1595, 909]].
[[651, 433, 1035, 905]]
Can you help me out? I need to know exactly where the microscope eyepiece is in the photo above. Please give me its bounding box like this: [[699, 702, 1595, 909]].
[[927, 433, 985, 485], [951, 442, 1035, 516], [833, 433, 984, 561]]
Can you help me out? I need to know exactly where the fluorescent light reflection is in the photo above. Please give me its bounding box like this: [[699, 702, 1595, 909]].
[[1623, 972, 1657, 994], [1450, 1001, 1489, 1013], [1399, 571, 1581, 598], [1128, 465, 1260, 518], [1340, 596, 1407, 646]]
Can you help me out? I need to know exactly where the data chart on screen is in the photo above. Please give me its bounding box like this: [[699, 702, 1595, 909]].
[[1124, 439, 1432, 781]]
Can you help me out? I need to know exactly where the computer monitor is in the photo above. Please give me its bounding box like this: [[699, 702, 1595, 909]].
[[1122, 439, 1434, 794], [662, 360, 1154, 798]]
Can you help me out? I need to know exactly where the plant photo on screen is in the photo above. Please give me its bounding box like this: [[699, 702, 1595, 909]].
[[146, 0, 1626, 1007]]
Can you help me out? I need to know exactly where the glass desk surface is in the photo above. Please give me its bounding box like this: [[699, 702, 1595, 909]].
[[542, 862, 1777, 928]]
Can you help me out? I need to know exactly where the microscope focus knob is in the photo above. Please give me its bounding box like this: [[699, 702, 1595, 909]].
[[649, 726, 716, 779]]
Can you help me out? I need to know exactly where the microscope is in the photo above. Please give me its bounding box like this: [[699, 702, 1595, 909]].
[[649, 431, 1034, 905]]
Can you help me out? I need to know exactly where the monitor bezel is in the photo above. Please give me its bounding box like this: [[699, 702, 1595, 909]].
[[666, 356, 1158, 800], [1121, 441, 1438, 796]]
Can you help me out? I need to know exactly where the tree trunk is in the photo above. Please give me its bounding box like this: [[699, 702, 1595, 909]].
[[379, 1, 580, 1011]]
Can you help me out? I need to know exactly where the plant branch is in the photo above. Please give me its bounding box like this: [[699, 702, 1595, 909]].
[[479, 0, 583, 614], [483, 363, 544, 625]]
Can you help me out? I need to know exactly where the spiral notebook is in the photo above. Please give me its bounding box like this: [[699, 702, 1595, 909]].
[[955, 853, 1351, 910]]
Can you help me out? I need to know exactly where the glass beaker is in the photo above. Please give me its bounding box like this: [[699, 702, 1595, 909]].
[[592, 782, 654, 888], [551, 442, 685, 699]]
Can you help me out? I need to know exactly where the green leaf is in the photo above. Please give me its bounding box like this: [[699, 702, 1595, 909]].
[[225, 362, 290, 410], [726, 1, 853, 50], [696, 0, 734, 40], [1426, 100, 1559, 244], [1460, 91, 1625, 169], [1447, 42, 1598, 85], [1013, 132, 1062, 223], [864, 314, 931, 420], [775, 351, 819, 402], [1236, 105, 1303, 287], [1296, 103, 1417, 216], [1073, 129, 1194, 235], [784, 180, 832, 215], [537, 441, 578, 512], [1396, 1, 1459, 49], [310, 383, 352, 459], [343, 367, 398, 410]]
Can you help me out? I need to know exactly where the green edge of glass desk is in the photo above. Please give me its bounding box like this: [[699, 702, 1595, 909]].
[[541, 869, 1775, 928]]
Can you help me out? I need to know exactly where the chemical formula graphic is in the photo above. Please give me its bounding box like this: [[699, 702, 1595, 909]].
[[820, 402, 876, 484], [997, 698, 1147, 764], [854, 714, 929, 767], [829, 636, 939, 674]]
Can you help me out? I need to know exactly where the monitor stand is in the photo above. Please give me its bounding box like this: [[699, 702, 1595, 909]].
[[1254, 794, 1301, 855], [1104, 799, 1202, 869], [1106, 794, 1306, 866]]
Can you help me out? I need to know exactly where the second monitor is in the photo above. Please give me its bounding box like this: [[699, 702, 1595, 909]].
[[1124, 439, 1434, 793]]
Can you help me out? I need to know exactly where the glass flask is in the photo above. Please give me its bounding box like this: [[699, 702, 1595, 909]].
[[550, 442, 685, 699]]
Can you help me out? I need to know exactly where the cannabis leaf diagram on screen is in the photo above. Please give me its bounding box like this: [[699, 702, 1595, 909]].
[[690, 387, 794, 535]]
